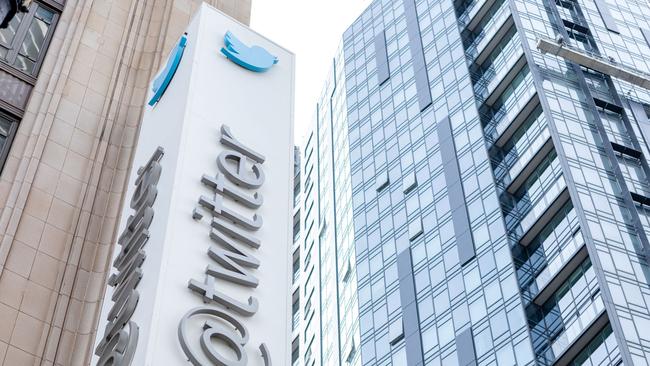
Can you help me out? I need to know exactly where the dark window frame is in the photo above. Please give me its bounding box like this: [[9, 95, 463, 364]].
[[0, 0, 63, 174], [0, 0, 61, 79], [0, 111, 19, 172]]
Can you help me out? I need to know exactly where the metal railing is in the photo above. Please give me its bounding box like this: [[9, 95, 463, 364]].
[[537, 37, 650, 90]]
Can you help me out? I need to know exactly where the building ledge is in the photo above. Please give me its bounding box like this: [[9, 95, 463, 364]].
[[466, 0, 496, 31], [532, 243, 588, 306], [520, 186, 570, 246], [507, 134, 554, 194], [484, 52, 527, 106], [475, 12, 514, 65], [494, 93, 539, 148], [553, 311, 609, 366]]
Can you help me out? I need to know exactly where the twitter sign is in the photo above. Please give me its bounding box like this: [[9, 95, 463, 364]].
[[221, 31, 278, 72], [101, 6, 295, 364]]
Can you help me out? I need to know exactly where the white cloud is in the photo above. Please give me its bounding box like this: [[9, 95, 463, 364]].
[[251, 0, 372, 142]]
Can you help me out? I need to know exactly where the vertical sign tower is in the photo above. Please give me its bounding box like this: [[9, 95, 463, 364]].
[[93, 4, 295, 365]]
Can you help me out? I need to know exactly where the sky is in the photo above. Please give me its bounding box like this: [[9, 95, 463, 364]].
[[251, 0, 372, 143]]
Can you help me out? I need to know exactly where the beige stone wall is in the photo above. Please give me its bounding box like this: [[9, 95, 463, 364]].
[[0, 0, 251, 365]]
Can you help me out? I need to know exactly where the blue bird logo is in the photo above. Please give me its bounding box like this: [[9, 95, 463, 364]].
[[220, 31, 278, 73], [149, 33, 187, 106]]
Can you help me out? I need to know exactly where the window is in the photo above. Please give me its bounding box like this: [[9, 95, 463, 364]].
[[293, 210, 300, 242], [0, 113, 17, 171], [291, 338, 299, 365], [292, 248, 300, 284], [593, 0, 619, 34], [375, 170, 389, 191], [345, 341, 357, 363], [292, 290, 300, 331], [0, 1, 61, 173], [342, 260, 352, 282], [1, 2, 59, 77]]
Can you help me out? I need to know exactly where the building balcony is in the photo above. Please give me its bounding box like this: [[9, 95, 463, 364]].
[[465, 1, 513, 65], [532, 234, 587, 306], [291, 335, 300, 366], [515, 202, 586, 305], [481, 50, 526, 107], [529, 258, 605, 366], [519, 176, 569, 245], [562, 323, 621, 366], [473, 29, 525, 105], [503, 152, 567, 239], [483, 71, 538, 146], [492, 105, 545, 182], [494, 97, 539, 150], [458, 0, 497, 31], [506, 129, 553, 194], [551, 303, 608, 366]]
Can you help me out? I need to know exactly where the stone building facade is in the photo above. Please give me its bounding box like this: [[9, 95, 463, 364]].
[[0, 1, 251, 365]]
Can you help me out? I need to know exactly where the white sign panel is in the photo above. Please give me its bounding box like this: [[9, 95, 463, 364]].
[[93, 4, 295, 365]]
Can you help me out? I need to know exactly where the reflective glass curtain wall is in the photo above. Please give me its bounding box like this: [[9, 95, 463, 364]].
[[301, 0, 650, 365], [294, 51, 362, 366], [344, 0, 535, 364]]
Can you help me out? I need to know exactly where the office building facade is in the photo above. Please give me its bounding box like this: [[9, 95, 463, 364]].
[[297, 0, 650, 365], [0, 1, 251, 365], [292, 51, 363, 366]]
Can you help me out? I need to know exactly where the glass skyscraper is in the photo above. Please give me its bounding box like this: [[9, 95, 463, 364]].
[[294, 0, 650, 365], [293, 50, 362, 366]]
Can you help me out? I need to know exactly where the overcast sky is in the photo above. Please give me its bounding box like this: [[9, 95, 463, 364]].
[[251, 0, 372, 142]]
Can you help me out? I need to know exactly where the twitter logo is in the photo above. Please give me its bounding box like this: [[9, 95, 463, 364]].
[[220, 31, 278, 73], [149, 33, 187, 106]]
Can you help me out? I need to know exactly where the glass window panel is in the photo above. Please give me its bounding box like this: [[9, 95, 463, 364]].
[[2, 5, 56, 76], [0, 117, 10, 151], [15, 15, 49, 73], [496, 343, 516, 366], [474, 328, 493, 357], [35, 7, 54, 24], [392, 348, 407, 366], [438, 319, 454, 346], [421, 325, 438, 352], [13, 54, 34, 73], [0, 12, 23, 47]]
